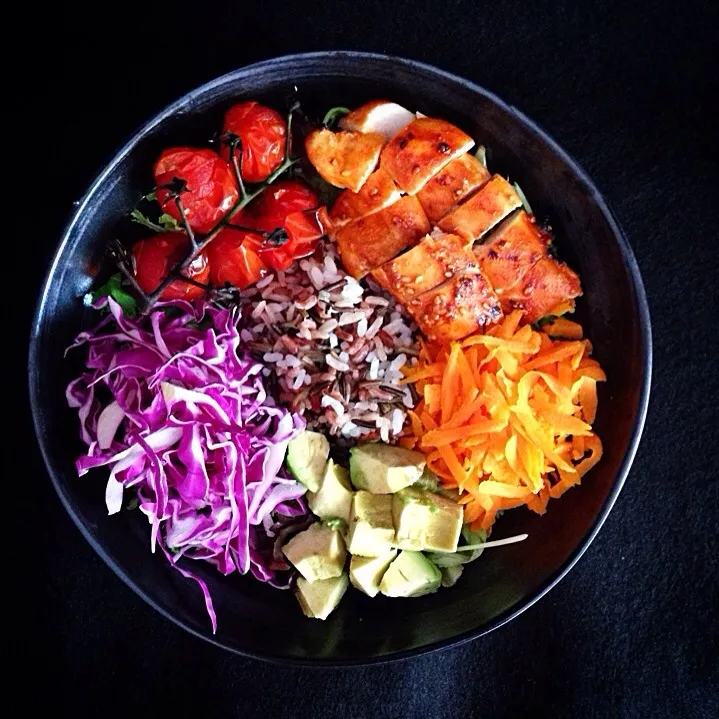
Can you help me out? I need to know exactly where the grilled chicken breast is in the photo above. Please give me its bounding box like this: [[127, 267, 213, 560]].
[[333, 195, 430, 278], [329, 168, 402, 227], [339, 101, 416, 140], [305, 129, 384, 192], [408, 270, 502, 343], [416, 153, 490, 222], [381, 118, 475, 195], [475, 211, 581, 322], [501, 257, 581, 322], [372, 232, 477, 306], [438, 175, 522, 241], [473, 211, 549, 294]]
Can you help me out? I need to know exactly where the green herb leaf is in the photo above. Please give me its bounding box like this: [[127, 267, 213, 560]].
[[158, 213, 181, 230], [130, 208, 166, 233], [144, 191, 157, 202], [322, 106, 350, 128], [475, 145, 488, 168], [531, 314, 558, 331], [125, 495, 140, 511], [513, 182, 533, 214], [299, 167, 341, 207], [323, 517, 348, 533], [439, 564, 464, 587], [89, 273, 138, 317]]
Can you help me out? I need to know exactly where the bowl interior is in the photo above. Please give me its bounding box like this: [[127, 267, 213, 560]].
[[30, 53, 650, 664]]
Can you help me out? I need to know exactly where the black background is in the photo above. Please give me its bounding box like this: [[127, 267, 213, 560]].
[[16, 1, 718, 717]]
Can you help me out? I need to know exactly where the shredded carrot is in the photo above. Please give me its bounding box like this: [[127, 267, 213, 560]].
[[543, 317, 584, 340], [402, 310, 605, 533]]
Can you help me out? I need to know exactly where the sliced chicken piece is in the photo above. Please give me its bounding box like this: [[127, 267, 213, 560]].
[[305, 129, 384, 192], [339, 101, 415, 140], [372, 232, 477, 306], [473, 211, 549, 294], [438, 175, 522, 241], [416, 154, 491, 223], [407, 269, 502, 343], [329, 168, 402, 227], [501, 257, 582, 323], [380, 118, 475, 195], [334, 195, 431, 278]]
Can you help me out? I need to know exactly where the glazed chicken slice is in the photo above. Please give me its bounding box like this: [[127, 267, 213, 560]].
[[407, 269, 502, 343], [339, 100, 416, 140], [372, 232, 477, 306], [501, 257, 582, 322], [305, 129, 384, 192], [329, 168, 402, 227], [381, 118, 475, 195], [333, 195, 431, 278], [473, 211, 549, 294], [474, 211, 581, 322], [416, 153, 490, 223], [438, 175, 522, 241]]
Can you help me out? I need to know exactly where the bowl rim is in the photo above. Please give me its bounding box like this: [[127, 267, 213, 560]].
[[28, 50, 652, 666]]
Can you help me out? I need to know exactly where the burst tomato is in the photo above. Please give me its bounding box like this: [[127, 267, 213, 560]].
[[154, 148, 238, 234], [206, 229, 268, 289], [248, 180, 319, 231], [222, 102, 286, 183], [242, 180, 322, 270], [133, 234, 209, 300]]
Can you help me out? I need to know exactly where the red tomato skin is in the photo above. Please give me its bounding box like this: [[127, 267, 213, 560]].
[[133, 234, 209, 300], [247, 180, 319, 232], [222, 102, 286, 183], [206, 229, 268, 289], [154, 148, 238, 234]]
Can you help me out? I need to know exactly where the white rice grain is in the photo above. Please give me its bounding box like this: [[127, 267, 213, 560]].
[[256, 274, 274, 290], [326, 354, 350, 372]]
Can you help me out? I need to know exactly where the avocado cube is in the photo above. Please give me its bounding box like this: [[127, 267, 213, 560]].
[[349, 443, 426, 494], [392, 487, 464, 552], [286, 430, 329, 492], [380, 550, 442, 597], [282, 523, 346, 582], [308, 459, 354, 524], [296, 573, 349, 620], [349, 549, 398, 597], [347, 491, 395, 557]]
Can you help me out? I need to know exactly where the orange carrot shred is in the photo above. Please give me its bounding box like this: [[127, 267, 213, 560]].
[[401, 310, 605, 534]]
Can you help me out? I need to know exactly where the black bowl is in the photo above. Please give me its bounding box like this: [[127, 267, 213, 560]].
[[29, 52, 651, 665]]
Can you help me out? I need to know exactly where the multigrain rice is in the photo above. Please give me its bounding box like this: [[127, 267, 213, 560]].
[[240, 242, 418, 441]]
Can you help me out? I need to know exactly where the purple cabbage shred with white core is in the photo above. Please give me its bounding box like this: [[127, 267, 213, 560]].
[[66, 296, 309, 633]]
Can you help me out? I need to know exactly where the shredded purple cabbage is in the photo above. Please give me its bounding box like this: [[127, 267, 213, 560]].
[[66, 296, 309, 632]]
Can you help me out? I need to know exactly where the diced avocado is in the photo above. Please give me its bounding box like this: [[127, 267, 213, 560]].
[[286, 430, 329, 492], [308, 459, 353, 524], [346, 491, 395, 557], [282, 522, 346, 582], [392, 487, 464, 553], [349, 549, 398, 597], [295, 573, 349, 620], [413, 465, 441, 492], [379, 550, 441, 597], [349, 443, 426, 494]]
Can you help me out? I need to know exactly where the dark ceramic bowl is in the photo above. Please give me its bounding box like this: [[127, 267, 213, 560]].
[[29, 52, 651, 665]]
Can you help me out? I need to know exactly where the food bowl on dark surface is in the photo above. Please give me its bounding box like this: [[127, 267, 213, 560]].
[[29, 52, 651, 665]]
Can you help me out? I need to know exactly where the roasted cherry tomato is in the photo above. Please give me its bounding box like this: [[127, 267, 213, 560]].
[[240, 180, 321, 270], [222, 102, 286, 183], [247, 180, 319, 231], [206, 229, 268, 289], [133, 234, 209, 300], [254, 209, 326, 271], [154, 148, 238, 234]]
